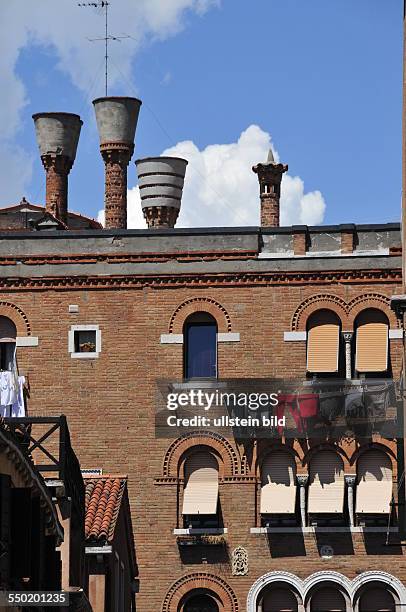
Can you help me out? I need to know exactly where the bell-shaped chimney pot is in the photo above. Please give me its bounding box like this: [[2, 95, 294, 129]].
[[136, 156, 188, 229], [93, 96, 142, 229], [32, 112, 82, 225]]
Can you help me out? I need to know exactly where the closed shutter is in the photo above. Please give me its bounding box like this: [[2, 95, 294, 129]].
[[359, 587, 395, 611], [182, 452, 219, 515], [307, 310, 340, 373], [308, 451, 344, 514], [263, 588, 298, 612], [0, 317, 16, 342], [311, 588, 346, 611], [356, 450, 392, 514], [355, 310, 388, 373], [260, 451, 297, 514]]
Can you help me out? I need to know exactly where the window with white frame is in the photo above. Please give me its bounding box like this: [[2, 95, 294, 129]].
[[68, 325, 101, 358]]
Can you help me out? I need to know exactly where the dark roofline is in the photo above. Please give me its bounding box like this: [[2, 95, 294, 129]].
[[0, 222, 399, 241]]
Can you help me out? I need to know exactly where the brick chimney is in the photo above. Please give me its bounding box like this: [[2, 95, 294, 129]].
[[93, 97, 142, 229], [252, 149, 288, 227], [32, 113, 82, 225], [135, 157, 188, 229]]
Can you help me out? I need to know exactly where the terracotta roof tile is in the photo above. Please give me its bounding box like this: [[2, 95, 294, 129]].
[[84, 475, 127, 542]]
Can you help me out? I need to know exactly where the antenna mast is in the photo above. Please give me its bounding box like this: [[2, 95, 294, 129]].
[[78, 0, 128, 96]]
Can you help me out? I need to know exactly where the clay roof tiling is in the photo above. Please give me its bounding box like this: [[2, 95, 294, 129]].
[[84, 475, 127, 543]]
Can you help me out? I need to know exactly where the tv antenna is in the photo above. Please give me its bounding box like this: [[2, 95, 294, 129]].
[[78, 1, 129, 96]]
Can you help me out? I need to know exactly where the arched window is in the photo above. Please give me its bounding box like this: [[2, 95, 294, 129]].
[[184, 312, 217, 379], [182, 450, 219, 528], [308, 450, 345, 515], [260, 451, 297, 515], [0, 316, 17, 371], [184, 594, 219, 612], [355, 309, 389, 374], [306, 310, 341, 375], [261, 586, 299, 611], [310, 586, 347, 611], [358, 585, 396, 611], [356, 450, 393, 515]]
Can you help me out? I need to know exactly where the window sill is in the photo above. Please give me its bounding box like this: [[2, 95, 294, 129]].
[[174, 528, 227, 535], [250, 526, 398, 534], [70, 352, 100, 359]]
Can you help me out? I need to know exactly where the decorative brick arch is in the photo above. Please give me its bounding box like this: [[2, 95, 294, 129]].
[[0, 302, 31, 336], [163, 432, 240, 478], [169, 297, 232, 334], [348, 293, 398, 328], [256, 443, 301, 477], [291, 294, 348, 331], [350, 442, 397, 471], [162, 572, 239, 612], [302, 443, 351, 472]]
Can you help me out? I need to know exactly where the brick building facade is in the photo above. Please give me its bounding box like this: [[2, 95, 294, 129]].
[[0, 101, 405, 611]]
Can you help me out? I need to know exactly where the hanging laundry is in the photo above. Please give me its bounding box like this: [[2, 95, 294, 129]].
[[10, 375, 25, 418], [0, 370, 17, 410]]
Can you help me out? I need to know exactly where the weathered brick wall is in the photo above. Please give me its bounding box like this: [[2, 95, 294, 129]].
[[2, 278, 404, 610]]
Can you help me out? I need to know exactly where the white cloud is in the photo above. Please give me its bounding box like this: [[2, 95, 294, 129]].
[[124, 124, 326, 228], [0, 0, 219, 204]]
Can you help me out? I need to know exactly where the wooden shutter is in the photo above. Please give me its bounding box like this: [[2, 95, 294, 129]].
[[356, 450, 392, 514], [182, 451, 219, 515], [311, 588, 346, 611], [359, 588, 395, 612], [355, 310, 388, 373], [308, 451, 344, 514], [263, 588, 298, 612], [307, 310, 340, 373], [260, 451, 297, 514]]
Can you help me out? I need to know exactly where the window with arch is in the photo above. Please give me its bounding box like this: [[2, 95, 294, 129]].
[[355, 308, 389, 376], [182, 449, 220, 529], [355, 449, 393, 519], [306, 310, 342, 376], [356, 583, 397, 611], [183, 593, 220, 612], [0, 315, 17, 371], [307, 450, 345, 523], [309, 585, 347, 611], [183, 312, 217, 379], [260, 585, 299, 611], [260, 450, 297, 523]]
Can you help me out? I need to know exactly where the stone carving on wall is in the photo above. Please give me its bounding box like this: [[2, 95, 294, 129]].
[[232, 546, 248, 576]]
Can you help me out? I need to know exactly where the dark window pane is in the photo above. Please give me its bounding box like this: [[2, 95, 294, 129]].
[[185, 324, 217, 378], [74, 330, 97, 353]]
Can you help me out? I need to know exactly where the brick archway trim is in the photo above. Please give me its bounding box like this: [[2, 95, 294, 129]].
[[169, 297, 232, 334], [0, 302, 31, 336], [163, 431, 241, 477], [292, 293, 397, 331], [162, 572, 239, 612]]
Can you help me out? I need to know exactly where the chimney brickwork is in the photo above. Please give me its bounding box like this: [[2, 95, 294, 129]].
[[252, 151, 288, 227], [101, 143, 134, 229], [41, 154, 73, 225]]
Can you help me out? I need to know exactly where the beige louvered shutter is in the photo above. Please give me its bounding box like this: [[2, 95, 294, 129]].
[[182, 451, 219, 515], [260, 451, 297, 514], [311, 588, 346, 611], [359, 588, 395, 612], [0, 316, 16, 342], [356, 450, 392, 514], [263, 588, 298, 612], [307, 310, 340, 373], [308, 451, 344, 514], [355, 310, 388, 372]]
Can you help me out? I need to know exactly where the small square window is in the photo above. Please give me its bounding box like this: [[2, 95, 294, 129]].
[[74, 330, 96, 353], [69, 325, 100, 358]]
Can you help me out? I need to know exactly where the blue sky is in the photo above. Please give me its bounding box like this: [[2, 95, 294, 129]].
[[1, 0, 403, 227]]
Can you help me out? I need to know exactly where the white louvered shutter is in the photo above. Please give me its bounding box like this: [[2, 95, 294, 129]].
[[182, 451, 219, 515], [356, 450, 392, 514], [308, 451, 344, 514], [260, 451, 297, 514]]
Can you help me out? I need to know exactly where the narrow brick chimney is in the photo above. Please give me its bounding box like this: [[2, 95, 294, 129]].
[[135, 157, 188, 229], [252, 150, 288, 227], [32, 113, 82, 225], [93, 97, 142, 229]]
